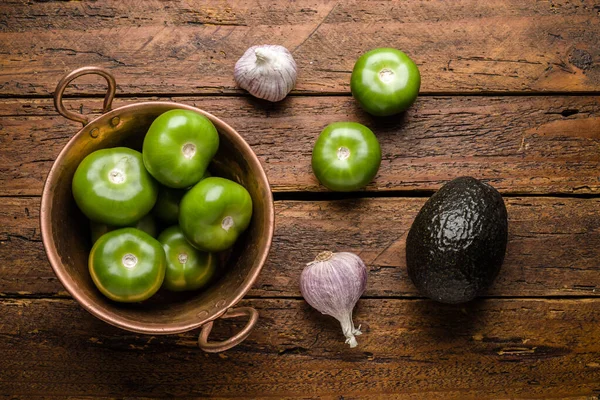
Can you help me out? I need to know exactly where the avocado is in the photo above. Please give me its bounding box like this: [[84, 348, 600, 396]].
[[406, 176, 508, 304]]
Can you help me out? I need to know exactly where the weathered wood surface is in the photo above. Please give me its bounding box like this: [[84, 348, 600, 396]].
[[1, 0, 599, 96], [2, 1, 600, 397], [2, 196, 599, 298], [0, 298, 598, 398], [2, 95, 600, 196]]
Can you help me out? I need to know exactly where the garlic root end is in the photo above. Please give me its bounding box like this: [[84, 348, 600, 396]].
[[345, 335, 359, 348], [340, 316, 362, 348]]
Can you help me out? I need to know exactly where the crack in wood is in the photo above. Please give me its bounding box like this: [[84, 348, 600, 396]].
[[292, 2, 338, 54], [45, 47, 126, 66]]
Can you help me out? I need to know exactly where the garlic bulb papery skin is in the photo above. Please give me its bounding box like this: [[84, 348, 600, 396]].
[[300, 251, 368, 348], [234, 44, 297, 102]]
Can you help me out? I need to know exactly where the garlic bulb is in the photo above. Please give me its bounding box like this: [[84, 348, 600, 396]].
[[234, 44, 297, 102], [300, 251, 368, 348]]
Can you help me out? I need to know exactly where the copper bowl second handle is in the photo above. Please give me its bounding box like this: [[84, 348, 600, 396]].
[[198, 307, 259, 352], [53, 66, 260, 353]]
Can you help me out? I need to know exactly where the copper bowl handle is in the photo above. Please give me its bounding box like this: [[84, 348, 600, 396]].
[[198, 307, 259, 353], [54, 66, 117, 126]]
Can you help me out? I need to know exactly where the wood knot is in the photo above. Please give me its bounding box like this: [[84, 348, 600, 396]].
[[569, 49, 593, 71]]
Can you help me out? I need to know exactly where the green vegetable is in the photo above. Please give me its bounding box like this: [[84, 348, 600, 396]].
[[179, 177, 253, 252], [90, 214, 157, 243], [158, 226, 217, 291], [142, 109, 219, 188], [351, 48, 420, 116], [311, 122, 381, 192], [72, 147, 158, 226], [152, 171, 210, 225], [152, 186, 187, 225], [89, 228, 166, 302]]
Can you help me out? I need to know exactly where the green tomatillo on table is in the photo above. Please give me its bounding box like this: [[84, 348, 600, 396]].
[[311, 122, 381, 192], [179, 177, 253, 252], [90, 213, 157, 243], [158, 225, 217, 291], [350, 48, 421, 116], [72, 147, 158, 226], [89, 227, 166, 303], [142, 109, 219, 189]]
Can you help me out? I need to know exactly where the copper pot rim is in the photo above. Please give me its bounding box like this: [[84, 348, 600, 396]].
[[40, 100, 275, 335]]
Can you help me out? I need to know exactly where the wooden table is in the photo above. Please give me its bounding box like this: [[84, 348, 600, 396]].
[[1, 1, 599, 398]]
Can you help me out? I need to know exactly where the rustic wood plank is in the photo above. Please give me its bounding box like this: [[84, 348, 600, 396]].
[[0, 298, 598, 398], [2, 196, 599, 298], [1, 0, 599, 95], [2, 96, 600, 196]]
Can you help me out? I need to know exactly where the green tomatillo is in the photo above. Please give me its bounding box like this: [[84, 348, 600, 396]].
[[158, 226, 217, 291], [152, 171, 210, 225], [90, 214, 157, 244], [351, 48, 421, 116], [89, 228, 166, 303], [72, 147, 158, 226], [142, 109, 219, 188], [179, 177, 253, 252], [311, 122, 381, 192]]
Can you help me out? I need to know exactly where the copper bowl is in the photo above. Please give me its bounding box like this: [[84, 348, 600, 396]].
[[40, 67, 274, 352]]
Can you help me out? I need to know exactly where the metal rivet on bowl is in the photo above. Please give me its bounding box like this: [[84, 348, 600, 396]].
[[197, 310, 209, 319], [110, 116, 120, 127], [89, 128, 99, 138], [215, 300, 226, 308]]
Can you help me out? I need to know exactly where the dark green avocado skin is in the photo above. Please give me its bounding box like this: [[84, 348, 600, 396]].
[[406, 177, 508, 304]]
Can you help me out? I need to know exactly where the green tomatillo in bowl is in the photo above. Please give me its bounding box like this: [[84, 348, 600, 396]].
[[311, 122, 381, 192], [89, 227, 166, 303], [90, 214, 158, 244], [152, 171, 211, 225], [142, 109, 219, 189], [72, 147, 159, 226], [152, 186, 187, 225], [158, 225, 217, 291], [350, 48, 421, 116], [179, 177, 253, 252]]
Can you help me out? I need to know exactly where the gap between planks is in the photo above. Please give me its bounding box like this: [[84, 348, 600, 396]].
[[2, 294, 599, 301], [5, 192, 600, 200], [3, 91, 600, 100]]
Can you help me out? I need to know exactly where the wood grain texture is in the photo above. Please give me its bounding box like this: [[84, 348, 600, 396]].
[[2, 95, 600, 196], [0, 298, 598, 398], [2, 3, 600, 397], [1, 0, 599, 95], [2, 196, 599, 298]]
